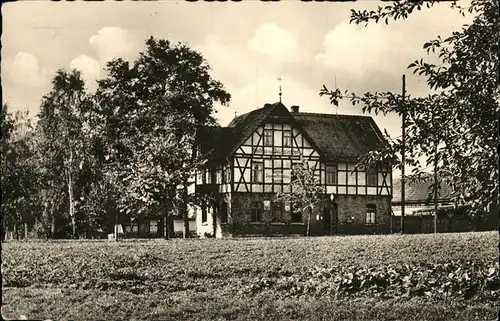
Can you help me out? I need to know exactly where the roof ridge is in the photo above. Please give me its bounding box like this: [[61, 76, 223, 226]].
[[294, 112, 373, 118], [227, 103, 280, 127]]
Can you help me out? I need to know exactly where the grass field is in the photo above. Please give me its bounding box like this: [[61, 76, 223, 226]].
[[2, 232, 499, 321]]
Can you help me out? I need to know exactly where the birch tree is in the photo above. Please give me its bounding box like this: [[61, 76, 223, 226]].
[[276, 156, 324, 236], [36, 70, 88, 238]]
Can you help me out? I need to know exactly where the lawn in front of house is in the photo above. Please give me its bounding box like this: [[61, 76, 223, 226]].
[[2, 232, 499, 320]]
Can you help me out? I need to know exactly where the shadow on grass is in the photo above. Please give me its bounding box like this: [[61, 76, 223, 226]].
[[2, 288, 498, 321]]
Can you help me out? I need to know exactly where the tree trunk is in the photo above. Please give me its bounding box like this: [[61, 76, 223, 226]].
[[14, 223, 18, 240], [488, 186, 499, 231], [164, 214, 169, 240], [24, 222, 28, 239], [114, 212, 119, 241], [51, 214, 55, 239], [182, 183, 189, 238], [68, 172, 76, 238], [212, 203, 217, 238], [67, 147, 76, 238], [168, 213, 175, 238], [307, 209, 312, 236]]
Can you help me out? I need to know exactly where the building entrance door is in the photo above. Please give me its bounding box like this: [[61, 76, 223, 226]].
[[331, 203, 338, 234], [323, 206, 331, 235]]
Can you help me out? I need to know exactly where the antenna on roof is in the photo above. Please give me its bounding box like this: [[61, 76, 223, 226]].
[[278, 77, 283, 103], [334, 74, 338, 115]]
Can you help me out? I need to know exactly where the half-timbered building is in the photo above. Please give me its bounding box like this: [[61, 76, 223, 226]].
[[194, 102, 392, 238]]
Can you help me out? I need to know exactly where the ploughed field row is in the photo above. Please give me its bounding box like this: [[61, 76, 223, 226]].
[[2, 232, 499, 302]]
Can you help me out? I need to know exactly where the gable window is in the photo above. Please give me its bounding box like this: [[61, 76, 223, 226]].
[[326, 165, 338, 185], [251, 202, 263, 222], [272, 202, 283, 222], [283, 130, 292, 147], [264, 129, 273, 146], [366, 166, 377, 186], [252, 161, 263, 183], [220, 201, 228, 223], [366, 204, 376, 224]]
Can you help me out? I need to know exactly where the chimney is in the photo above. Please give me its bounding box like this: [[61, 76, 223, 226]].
[[291, 105, 300, 113]]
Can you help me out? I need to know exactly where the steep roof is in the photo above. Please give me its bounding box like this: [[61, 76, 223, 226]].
[[200, 102, 289, 162], [392, 176, 454, 204], [197, 126, 235, 162], [293, 112, 386, 162], [199, 102, 387, 163]]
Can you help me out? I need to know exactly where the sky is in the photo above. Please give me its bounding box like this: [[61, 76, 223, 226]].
[[2, 1, 472, 172]]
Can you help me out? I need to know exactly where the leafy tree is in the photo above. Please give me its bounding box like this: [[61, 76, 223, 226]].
[[1, 105, 39, 239], [93, 37, 230, 238], [320, 0, 499, 227], [276, 156, 324, 236], [36, 69, 91, 238]]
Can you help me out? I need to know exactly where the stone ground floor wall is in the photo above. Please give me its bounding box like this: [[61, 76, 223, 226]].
[[334, 195, 392, 235], [220, 193, 392, 237]]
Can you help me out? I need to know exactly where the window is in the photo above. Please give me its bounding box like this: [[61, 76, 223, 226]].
[[201, 205, 207, 223], [367, 166, 377, 186], [291, 204, 302, 223], [291, 162, 301, 182], [205, 169, 211, 184], [252, 161, 263, 183], [283, 130, 292, 147], [273, 169, 283, 183], [326, 165, 337, 185], [251, 202, 263, 222], [221, 201, 228, 223], [139, 222, 149, 233], [272, 202, 283, 222], [366, 204, 376, 224], [150, 219, 158, 233], [222, 168, 231, 183], [264, 129, 273, 146]]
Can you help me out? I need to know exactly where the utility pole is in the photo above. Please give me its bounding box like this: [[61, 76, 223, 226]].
[[433, 142, 439, 234], [401, 74, 406, 234]]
